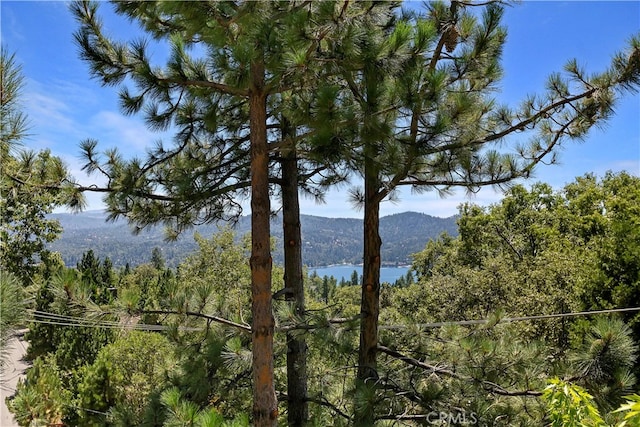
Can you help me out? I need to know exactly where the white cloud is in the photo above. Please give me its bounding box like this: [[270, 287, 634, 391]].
[[23, 78, 160, 158], [25, 89, 81, 141], [88, 111, 166, 154], [0, 7, 25, 42]]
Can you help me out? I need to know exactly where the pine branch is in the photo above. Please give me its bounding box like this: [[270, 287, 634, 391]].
[[463, 88, 596, 150], [378, 380, 426, 407], [457, 0, 506, 6], [74, 183, 175, 201], [399, 173, 518, 189], [428, 27, 449, 72], [377, 345, 542, 397], [277, 316, 355, 333], [140, 309, 251, 333], [303, 396, 350, 421], [156, 76, 249, 97]]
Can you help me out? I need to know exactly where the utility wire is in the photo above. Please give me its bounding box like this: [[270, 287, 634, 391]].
[[27, 306, 640, 332], [28, 310, 202, 332], [32, 310, 123, 325], [380, 306, 640, 330], [28, 318, 171, 331]]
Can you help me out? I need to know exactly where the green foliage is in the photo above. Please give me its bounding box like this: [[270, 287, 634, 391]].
[[570, 318, 637, 411], [572, 173, 640, 335], [543, 380, 640, 427], [374, 322, 550, 425], [151, 247, 166, 270], [77, 249, 116, 304], [25, 267, 114, 370], [1, 46, 83, 281], [304, 171, 640, 424], [614, 394, 640, 427], [77, 331, 176, 426], [306, 272, 338, 305], [175, 230, 252, 322], [8, 210, 639, 426], [167, 332, 253, 419], [543, 378, 607, 427], [0, 146, 70, 281], [118, 262, 175, 317], [7, 354, 73, 426], [160, 388, 249, 427], [11, 265, 116, 425], [12, 229, 275, 425], [159, 231, 281, 419], [410, 173, 640, 347], [0, 45, 29, 149]]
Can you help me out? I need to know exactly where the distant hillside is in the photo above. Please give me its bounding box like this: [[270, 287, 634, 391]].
[[48, 211, 457, 268]]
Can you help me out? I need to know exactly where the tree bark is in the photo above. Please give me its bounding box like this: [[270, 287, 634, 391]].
[[249, 59, 277, 427], [358, 171, 382, 380], [280, 135, 309, 426], [355, 156, 382, 426]]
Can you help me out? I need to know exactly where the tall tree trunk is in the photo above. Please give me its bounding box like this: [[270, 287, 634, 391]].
[[249, 60, 277, 427], [280, 134, 309, 426], [355, 156, 382, 426]]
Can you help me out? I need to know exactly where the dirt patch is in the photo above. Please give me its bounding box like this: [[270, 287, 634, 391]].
[[1, 332, 29, 427]]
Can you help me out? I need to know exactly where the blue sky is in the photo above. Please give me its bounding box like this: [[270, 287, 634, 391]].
[[1, 1, 639, 219]]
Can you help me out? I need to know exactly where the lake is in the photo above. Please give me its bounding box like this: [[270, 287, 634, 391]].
[[309, 264, 410, 284]]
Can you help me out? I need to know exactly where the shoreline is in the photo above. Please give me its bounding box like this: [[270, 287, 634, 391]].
[[307, 263, 412, 269]]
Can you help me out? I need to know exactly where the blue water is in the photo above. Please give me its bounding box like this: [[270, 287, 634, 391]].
[[309, 264, 410, 284]]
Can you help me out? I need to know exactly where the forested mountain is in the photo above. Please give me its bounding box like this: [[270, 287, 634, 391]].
[[47, 211, 457, 268]]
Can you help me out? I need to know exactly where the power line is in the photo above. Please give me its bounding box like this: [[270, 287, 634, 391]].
[[27, 306, 640, 333], [28, 310, 202, 332], [32, 310, 124, 326], [28, 318, 171, 331], [380, 306, 640, 330]]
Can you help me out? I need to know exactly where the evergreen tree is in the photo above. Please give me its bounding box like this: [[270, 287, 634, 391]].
[[350, 270, 360, 288], [323, 3, 639, 422], [279, 120, 309, 425], [151, 247, 165, 270], [7, 355, 72, 426], [77, 249, 114, 304], [0, 46, 83, 282], [70, 3, 327, 423], [71, 3, 383, 424]]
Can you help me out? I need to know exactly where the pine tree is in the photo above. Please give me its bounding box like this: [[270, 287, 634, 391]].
[[70, 2, 369, 424], [325, 2, 639, 424], [0, 46, 83, 282], [150, 247, 165, 270], [278, 118, 309, 425]]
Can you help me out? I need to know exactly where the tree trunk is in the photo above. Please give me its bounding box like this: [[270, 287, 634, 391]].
[[249, 60, 277, 427], [355, 157, 382, 426], [280, 136, 309, 426]]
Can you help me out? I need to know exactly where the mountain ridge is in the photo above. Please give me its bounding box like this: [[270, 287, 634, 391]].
[[47, 210, 458, 268]]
